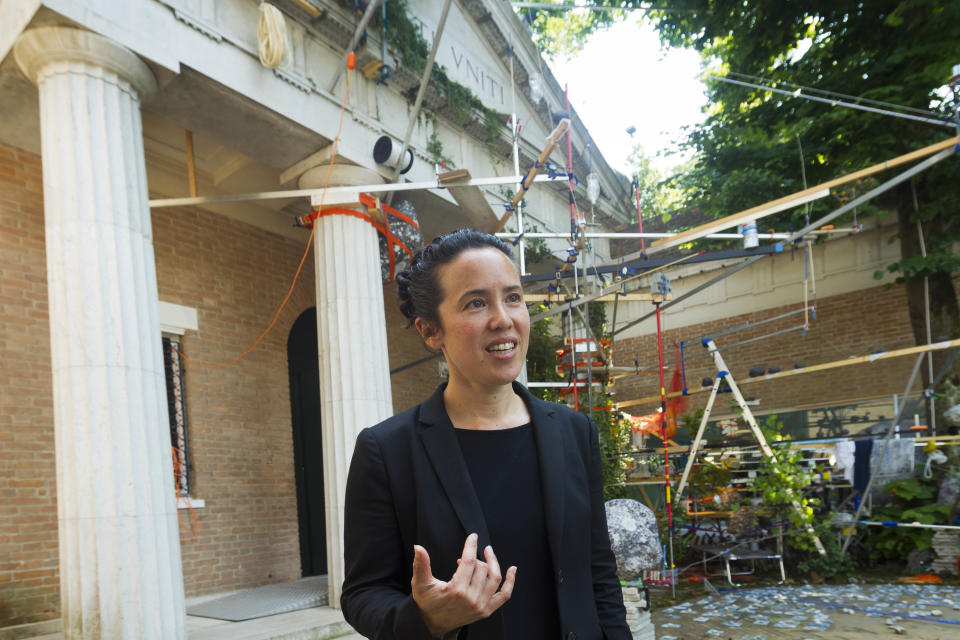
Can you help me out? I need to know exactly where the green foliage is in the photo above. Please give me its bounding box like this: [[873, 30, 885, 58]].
[[526, 307, 561, 397], [796, 522, 857, 580], [586, 300, 606, 346], [753, 415, 821, 551], [642, 0, 960, 432], [521, 224, 558, 264], [521, 2, 627, 59], [689, 463, 732, 497], [385, 1, 504, 152], [660, 509, 697, 566], [864, 476, 951, 563], [626, 144, 688, 223], [426, 128, 454, 168], [591, 399, 632, 501], [527, 1, 960, 307]]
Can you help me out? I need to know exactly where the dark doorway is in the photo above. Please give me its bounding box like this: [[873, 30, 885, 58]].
[[288, 308, 326, 576]]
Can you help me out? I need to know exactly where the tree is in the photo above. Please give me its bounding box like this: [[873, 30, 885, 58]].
[[527, 0, 960, 416], [626, 143, 687, 223]]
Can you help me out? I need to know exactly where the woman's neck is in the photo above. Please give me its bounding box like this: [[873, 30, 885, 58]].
[[443, 380, 530, 430]]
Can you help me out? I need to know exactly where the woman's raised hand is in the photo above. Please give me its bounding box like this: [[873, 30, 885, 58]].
[[411, 533, 517, 638]]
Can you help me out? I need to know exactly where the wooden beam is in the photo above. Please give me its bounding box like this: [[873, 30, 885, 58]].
[[184, 130, 198, 197], [648, 136, 959, 254], [491, 119, 569, 234], [615, 338, 960, 410], [525, 292, 666, 303], [279, 144, 337, 186]]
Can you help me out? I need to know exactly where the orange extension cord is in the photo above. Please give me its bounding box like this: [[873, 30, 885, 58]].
[[176, 53, 357, 371]]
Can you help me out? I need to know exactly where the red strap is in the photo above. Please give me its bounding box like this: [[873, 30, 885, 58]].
[[306, 207, 410, 282], [299, 194, 418, 282]]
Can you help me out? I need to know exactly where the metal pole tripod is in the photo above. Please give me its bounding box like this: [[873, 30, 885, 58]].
[[674, 339, 826, 556]]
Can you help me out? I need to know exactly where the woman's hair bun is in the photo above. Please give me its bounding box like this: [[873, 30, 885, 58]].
[[395, 270, 417, 323]]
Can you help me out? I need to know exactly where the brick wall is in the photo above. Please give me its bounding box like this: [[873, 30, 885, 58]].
[[0, 143, 58, 626], [384, 280, 443, 412], [151, 201, 318, 597], [612, 283, 918, 420], [0, 140, 440, 626]]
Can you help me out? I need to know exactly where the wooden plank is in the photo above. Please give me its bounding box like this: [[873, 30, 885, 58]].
[[525, 292, 666, 302], [648, 136, 959, 253], [279, 144, 336, 186], [616, 338, 960, 410], [437, 168, 471, 184], [491, 119, 569, 234]]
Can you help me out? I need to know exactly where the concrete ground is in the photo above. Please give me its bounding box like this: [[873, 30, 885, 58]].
[[1, 605, 362, 640], [651, 583, 960, 640], [185, 606, 362, 640], [10, 582, 960, 639]]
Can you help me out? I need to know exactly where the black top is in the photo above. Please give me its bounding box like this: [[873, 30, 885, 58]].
[[454, 424, 562, 639]]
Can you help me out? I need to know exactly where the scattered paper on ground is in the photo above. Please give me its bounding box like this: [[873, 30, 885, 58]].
[[652, 583, 960, 640]]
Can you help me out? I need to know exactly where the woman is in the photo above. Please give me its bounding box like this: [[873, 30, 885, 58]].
[[341, 229, 629, 640]]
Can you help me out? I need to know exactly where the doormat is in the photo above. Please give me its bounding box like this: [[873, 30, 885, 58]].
[[187, 575, 329, 621]]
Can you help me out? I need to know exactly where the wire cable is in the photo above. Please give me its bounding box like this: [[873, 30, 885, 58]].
[[710, 74, 956, 128], [726, 71, 946, 119]]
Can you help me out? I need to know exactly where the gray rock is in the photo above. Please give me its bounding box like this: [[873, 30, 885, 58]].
[[944, 403, 960, 427], [939, 474, 960, 508], [605, 499, 662, 580]]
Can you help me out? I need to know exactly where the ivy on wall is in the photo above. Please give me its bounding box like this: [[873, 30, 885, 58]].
[[384, 1, 505, 158]]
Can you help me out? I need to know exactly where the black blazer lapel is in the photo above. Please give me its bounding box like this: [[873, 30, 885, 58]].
[[417, 384, 492, 548], [514, 382, 566, 573]]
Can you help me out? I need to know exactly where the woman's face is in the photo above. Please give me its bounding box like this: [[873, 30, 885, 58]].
[[417, 247, 530, 391]]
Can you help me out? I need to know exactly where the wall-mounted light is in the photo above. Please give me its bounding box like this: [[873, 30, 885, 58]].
[[373, 135, 414, 175]]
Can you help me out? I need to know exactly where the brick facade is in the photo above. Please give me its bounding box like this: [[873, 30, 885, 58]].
[[0, 141, 437, 626], [612, 283, 918, 421], [0, 141, 58, 626]]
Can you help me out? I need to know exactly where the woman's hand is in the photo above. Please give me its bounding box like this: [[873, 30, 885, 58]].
[[411, 533, 517, 638]]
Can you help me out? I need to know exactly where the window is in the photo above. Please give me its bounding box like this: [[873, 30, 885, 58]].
[[162, 336, 190, 496], [158, 300, 199, 505]]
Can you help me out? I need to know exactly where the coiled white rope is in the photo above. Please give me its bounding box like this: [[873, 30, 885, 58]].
[[257, 2, 291, 70]]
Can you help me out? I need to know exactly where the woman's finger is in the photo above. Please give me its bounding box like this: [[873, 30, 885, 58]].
[[449, 533, 479, 589], [411, 545, 434, 588], [465, 556, 490, 599], [487, 565, 517, 610], [481, 545, 503, 597]]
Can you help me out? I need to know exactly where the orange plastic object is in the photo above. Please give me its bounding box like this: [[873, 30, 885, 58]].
[[347, 52, 357, 70], [898, 573, 942, 584]]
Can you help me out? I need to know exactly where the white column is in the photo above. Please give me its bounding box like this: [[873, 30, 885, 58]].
[[14, 28, 186, 639], [298, 165, 394, 608]]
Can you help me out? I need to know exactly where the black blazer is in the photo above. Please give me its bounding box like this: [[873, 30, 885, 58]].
[[341, 382, 630, 640]]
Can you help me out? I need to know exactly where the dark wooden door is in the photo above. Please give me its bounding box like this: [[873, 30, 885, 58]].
[[288, 308, 326, 576]]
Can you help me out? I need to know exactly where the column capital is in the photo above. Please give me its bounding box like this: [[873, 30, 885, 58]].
[[297, 164, 384, 191], [14, 26, 157, 100]]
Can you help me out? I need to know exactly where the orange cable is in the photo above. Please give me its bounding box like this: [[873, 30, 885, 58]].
[[177, 61, 354, 370]]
